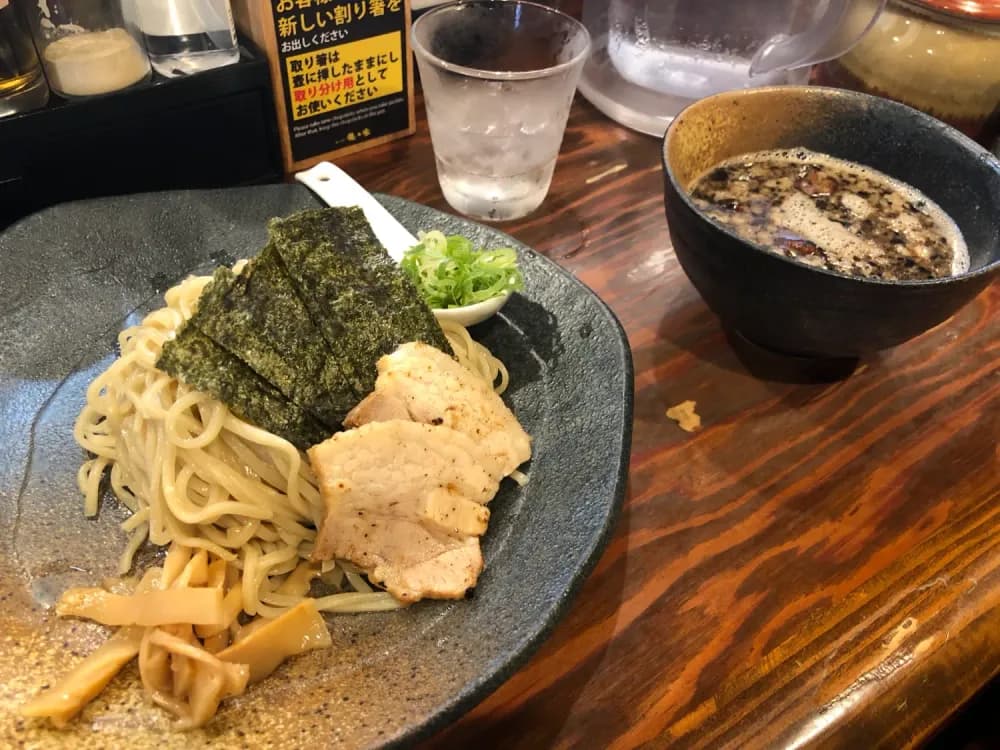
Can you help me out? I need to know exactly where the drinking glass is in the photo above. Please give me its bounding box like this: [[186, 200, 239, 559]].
[[412, 0, 590, 221]]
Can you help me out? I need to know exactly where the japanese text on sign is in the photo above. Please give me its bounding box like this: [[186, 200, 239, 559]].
[[273, 0, 401, 19], [285, 31, 403, 121], [273, 0, 402, 50]]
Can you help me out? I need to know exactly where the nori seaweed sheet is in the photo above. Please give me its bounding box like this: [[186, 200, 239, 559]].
[[155, 206, 451, 446], [188, 254, 359, 428], [269, 207, 452, 395], [157, 327, 329, 449]]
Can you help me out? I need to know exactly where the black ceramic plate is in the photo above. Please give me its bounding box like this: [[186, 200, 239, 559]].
[[0, 185, 633, 749]]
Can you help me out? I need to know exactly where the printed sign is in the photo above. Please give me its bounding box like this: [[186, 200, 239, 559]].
[[267, 0, 414, 165]]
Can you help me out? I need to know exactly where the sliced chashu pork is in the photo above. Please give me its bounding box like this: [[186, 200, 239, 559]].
[[344, 341, 531, 479], [308, 420, 500, 603]]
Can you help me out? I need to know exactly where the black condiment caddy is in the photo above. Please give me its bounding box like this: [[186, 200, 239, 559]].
[[0, 36, 282, 230]]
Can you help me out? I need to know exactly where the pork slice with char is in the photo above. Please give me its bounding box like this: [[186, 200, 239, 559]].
[[308, 420, 500, 603], [345, 342, 531, 480]]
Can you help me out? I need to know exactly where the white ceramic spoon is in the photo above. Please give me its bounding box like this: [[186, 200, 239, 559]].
[[295, 161, 509, 327]]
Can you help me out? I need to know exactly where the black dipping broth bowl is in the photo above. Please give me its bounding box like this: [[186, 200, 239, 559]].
[[662, 86, 1000, 359]]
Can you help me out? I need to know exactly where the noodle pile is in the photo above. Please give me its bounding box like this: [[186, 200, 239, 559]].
[[23, 268, 509, 728]]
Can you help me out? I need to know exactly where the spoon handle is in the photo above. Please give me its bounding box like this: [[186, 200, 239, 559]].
[[295, 161, 417, 262]]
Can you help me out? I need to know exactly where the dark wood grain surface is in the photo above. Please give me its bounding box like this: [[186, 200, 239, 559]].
[[335, 92, 1000, 750]]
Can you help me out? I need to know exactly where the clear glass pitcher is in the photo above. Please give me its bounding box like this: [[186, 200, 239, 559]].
[[579, 0, 886, 136]]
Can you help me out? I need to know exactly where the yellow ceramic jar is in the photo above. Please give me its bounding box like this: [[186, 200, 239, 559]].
[[814, 0, 1000, 146]]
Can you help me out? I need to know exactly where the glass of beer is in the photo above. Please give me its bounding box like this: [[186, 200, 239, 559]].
[[0, 0, 49, 117]]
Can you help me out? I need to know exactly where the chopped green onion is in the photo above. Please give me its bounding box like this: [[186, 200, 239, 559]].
[[400, 230, 524, 309]]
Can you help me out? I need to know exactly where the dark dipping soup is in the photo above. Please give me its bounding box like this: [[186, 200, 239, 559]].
[[689, 148, 969, 281]]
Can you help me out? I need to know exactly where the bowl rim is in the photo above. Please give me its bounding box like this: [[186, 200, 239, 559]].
[[661, 85, 1000, 288]]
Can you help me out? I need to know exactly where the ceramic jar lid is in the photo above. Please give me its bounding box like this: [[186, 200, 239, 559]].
[[911, 0, 1000, 22]]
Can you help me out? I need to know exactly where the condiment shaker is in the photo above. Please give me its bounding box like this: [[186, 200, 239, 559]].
[[27, 0, 151, 98], [136, 0, 240, 77]]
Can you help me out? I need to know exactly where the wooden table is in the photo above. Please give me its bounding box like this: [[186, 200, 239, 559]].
[[336, 93, 1000, 749]]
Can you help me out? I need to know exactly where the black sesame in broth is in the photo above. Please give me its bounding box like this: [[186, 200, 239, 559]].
[[689, 148, 969, 281]]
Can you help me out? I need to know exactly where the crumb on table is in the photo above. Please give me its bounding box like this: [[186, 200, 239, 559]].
[[666, 400, 702, 433]]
